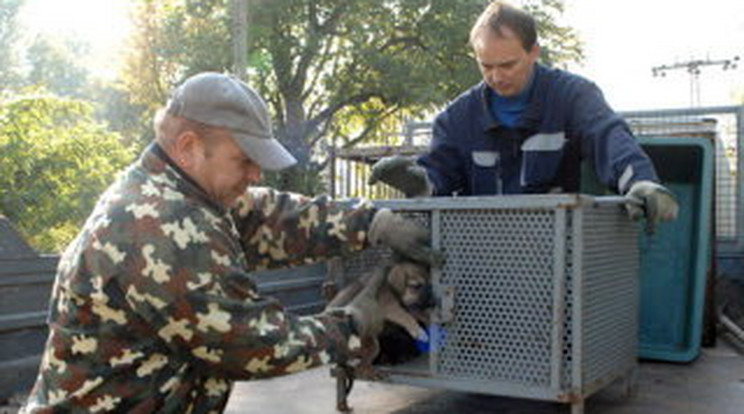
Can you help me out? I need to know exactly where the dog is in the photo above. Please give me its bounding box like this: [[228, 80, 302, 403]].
[[327, 260, 434, 377]]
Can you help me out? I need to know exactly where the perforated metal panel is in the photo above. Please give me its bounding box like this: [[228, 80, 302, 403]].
[[437, 209, 556, 387], [580, 206, 639, 391], [340, 195, 639, 409]]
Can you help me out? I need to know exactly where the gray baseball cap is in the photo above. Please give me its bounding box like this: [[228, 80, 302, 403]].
[[165, 72, 297, 171]]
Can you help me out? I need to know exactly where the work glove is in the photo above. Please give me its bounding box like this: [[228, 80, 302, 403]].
[[625, 180, 679, 234], [368, 156, 432, 198], [368, 209, 443, 267]]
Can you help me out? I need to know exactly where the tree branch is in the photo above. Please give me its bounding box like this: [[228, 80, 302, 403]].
[[292, 3, 346, 95], [301, 36, 336, 103], [315, 104, 400, 170], [340, 104, 401, 149], [306, 92, 380, 131], [378, 36, 427, 53]]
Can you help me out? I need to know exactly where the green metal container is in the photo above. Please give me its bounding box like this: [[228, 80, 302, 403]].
[[637, 138, 714, 362], [582, 137, 714, 362]]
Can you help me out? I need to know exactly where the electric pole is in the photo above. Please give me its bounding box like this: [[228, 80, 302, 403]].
[[232, 0, 249, 80], [651, 55, 739, 106]]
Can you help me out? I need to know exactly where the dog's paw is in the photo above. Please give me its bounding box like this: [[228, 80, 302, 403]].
[[413, 326, 429, 342]]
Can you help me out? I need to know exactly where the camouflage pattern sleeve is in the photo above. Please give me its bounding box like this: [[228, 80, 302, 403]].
[[231, 187, 378, 271], [113, 202, 358, 380]]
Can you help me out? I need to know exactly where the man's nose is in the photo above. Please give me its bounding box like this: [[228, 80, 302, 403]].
[[246, 164, 262, 184], [487, 67, 504, 84]]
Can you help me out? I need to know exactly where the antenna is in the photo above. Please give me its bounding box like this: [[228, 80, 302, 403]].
[[651, 55, 740, 106]]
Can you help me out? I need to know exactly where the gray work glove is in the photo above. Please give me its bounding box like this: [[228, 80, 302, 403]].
[[368, 209, 443, 267], [368, 156, 432, 198], [625, 180, 679, 234]]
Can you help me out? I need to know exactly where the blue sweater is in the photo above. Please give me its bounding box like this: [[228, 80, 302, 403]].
[[418, 64, 657, 196]]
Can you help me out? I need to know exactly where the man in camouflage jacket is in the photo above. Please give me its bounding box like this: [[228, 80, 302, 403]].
[[22, 73, 435, 413]]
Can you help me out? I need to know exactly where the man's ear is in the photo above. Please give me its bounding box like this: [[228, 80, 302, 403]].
[[528, 43, 541, 62], [173, 130, 202, 169]]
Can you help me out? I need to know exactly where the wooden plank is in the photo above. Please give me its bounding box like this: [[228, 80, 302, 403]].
[[0, 273, 56, 287], [0, 354, 42, 401], [336, 145, 427, 162], [0, 282, 53, 315], [0, 256, 59, 276], [0, 311, 47, 332]]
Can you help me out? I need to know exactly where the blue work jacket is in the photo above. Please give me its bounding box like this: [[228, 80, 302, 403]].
[[418, 64, 658, 196]]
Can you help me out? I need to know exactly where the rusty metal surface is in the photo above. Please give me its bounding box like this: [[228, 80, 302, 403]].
[[226, 342, 744, 414]]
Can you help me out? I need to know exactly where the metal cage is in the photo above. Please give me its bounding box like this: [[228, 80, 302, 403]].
[[335, 195, 639, 414]]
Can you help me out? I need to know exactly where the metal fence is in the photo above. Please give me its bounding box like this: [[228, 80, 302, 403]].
[[329, 105, 744, 269]]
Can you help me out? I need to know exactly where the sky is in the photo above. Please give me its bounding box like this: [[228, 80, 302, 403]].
[[18, 0, 134, 79], [16, 0, 744, 110], [563, 0, 744, 110]]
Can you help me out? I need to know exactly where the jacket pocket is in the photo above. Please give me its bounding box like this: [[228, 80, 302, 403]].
[[471, 150, 501, 195], [520, 132, 566, 189]]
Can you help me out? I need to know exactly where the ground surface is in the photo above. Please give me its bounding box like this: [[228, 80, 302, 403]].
[[226, 340, 744, 414]]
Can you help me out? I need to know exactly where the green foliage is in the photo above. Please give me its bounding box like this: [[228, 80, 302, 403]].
[[524, 0, 584, 67], [0, 93, 135, 252], [91, 80, 153, 149], [25, 36, 91, 98], [125, 0, 582, 194]]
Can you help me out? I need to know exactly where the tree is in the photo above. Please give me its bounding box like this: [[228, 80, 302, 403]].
[[24, 35, 92, 98], [0, 93, 135, 252], [0, 0, 25, 92], [124, 0, 583, 194]]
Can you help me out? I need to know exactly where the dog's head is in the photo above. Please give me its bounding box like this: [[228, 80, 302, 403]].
[[386, 262, 434, 310]]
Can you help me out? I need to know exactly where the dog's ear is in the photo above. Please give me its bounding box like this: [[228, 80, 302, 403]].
[[386, 264, 408, 294], [407, 262, 430, 281]]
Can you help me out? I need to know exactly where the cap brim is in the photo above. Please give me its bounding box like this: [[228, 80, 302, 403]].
[[234, 133, 297, 171]]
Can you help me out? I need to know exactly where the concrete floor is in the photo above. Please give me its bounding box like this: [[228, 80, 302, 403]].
[[226, 340, 744, 414]]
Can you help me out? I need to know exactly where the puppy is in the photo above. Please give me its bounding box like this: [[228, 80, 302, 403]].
[[327, 261, 433, 377], [378, 262, 433, 341]]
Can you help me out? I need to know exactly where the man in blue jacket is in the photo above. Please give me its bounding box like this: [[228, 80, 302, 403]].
[[369, 1, 677, 229]]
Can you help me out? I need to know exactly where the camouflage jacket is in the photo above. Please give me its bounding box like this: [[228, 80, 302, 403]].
[[22, 144, 377, 413]]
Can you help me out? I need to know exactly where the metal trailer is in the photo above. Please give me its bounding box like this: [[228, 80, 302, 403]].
[[333, 194, 640, 414], [0, 217, 56, 402]]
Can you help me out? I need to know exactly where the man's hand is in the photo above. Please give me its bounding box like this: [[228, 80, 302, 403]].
[[626, 180, 679, 234], [368, 156, 431, 198], [368, 209, 443, 266]]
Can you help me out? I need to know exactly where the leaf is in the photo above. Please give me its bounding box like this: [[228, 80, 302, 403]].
[[0, 94, 135, 252]]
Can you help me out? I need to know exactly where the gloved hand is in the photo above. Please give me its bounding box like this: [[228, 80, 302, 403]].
[[368, 156, 432, 198], [368, 209, 443, 266], [625, 180, 679, 234]]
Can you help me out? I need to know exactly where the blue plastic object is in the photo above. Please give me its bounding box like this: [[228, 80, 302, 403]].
[[415, 324, 447, 353], [636, 138, 714, 362]]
